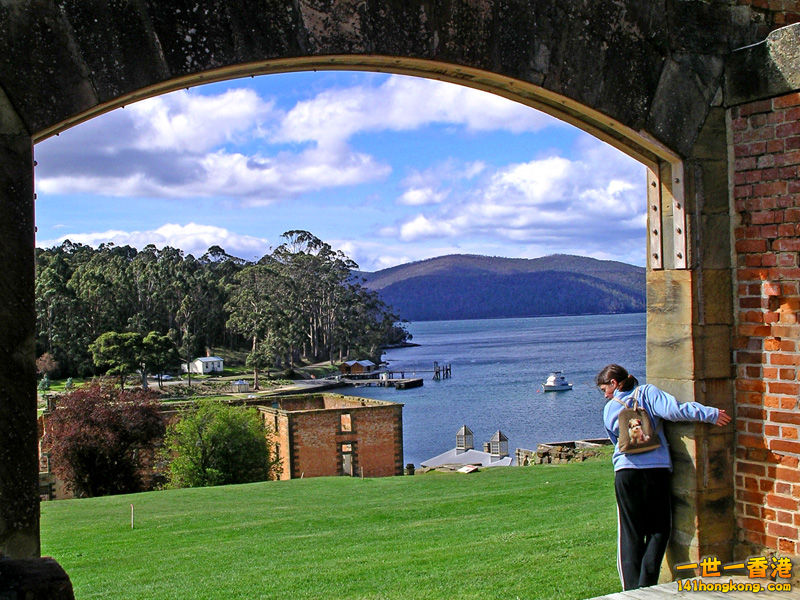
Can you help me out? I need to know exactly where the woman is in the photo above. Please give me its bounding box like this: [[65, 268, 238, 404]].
[[596, 364, 731, 591]]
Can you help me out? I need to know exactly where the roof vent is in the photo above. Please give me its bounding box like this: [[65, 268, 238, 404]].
[[456, 425, 474, 453], [489, 431, 509, 458]]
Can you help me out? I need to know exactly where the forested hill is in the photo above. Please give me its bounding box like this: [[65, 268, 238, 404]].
[[358, 254, 645, 321]]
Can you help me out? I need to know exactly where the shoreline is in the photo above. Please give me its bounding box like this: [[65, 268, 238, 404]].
[[381, 341, 421, 349]]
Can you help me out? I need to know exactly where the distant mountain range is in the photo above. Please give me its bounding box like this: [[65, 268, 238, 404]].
[[357, 254, 645, 322]]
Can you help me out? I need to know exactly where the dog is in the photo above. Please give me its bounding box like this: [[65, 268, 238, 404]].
[[627, 418, 650, 445]]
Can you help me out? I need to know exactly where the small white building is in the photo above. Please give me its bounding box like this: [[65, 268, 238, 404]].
[[182, 356, 224, 374], [231, 379, 250, 392]]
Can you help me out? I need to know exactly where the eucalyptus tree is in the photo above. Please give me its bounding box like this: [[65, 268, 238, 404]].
[[226, 263, 286, 388], [197, 246, 244, 351], [271, 230, 359, 363], [35, 247, 84, 374], [128, 245, 170, 334], [35, 241, 105, 375], [167, 253, 210, 386], [68, 244, 138, 347]]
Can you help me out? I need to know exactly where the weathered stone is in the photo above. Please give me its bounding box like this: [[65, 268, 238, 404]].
[[670, 430, 735, 491], [698, 214, 735, 270], [646, 322, 695, 380], [647, 378, 701, 404], [647, 270, 694, 326], [0, 89, 38, 559], [647, 53, 726, 156], [701, 378, 735, 413], [697, 324, 735, 379], [0, 557, 74, 599], [726, 23, 800, 105], [0, 0, 761, 152], [698, 269, 734, 325]]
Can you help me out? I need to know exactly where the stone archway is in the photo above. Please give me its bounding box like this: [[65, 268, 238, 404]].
[[1, 0, 794, 591]]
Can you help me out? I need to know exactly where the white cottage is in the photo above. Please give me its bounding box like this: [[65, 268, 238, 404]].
[[182, 356, 224, 374]]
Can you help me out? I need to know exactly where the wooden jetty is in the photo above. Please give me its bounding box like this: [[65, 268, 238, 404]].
[[341, 361, 450, 390], [370, 362, 452, 381], [343, 376, 423, 389], [395, 378, 423, 389], [433, 361, 451, 380]]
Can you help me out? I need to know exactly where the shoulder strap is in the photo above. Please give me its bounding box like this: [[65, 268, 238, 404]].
[[613, 386, 640, 408]]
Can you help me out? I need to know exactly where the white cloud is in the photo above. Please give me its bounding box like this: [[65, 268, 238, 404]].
[[395, 214, 458, 241], [397, 160, 485, 207], [276, 75, 560, 145], [37, 223, 269, 261], [35, 75, 559, 205], [34, 88, 390, 203], [380, 139, 647, 264], [127, 88, 277, 152], [276, 75, 560, 146], [399, 187, 449, 206], [33, 72, 646, 267]]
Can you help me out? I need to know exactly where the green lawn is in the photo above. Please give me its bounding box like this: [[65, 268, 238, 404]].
[[41, 461, 620, 600]]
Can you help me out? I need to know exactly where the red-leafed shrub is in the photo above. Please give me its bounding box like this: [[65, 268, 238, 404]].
[[42, 382, 165, 497]]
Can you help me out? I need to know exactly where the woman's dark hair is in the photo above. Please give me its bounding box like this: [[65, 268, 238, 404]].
[[596, 364, 639, 391]]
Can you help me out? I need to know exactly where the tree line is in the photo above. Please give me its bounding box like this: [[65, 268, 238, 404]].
[[36, 230, 409, 383]]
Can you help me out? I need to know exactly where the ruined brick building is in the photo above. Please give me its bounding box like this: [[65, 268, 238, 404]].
[[260, 393, 404, 480], [1, 1, 800, 595]]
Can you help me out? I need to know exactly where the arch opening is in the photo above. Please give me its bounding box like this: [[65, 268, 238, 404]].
[[32, 59, 700, 536]]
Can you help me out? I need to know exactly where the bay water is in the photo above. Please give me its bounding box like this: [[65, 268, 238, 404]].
[[340, 312, 646, 468]]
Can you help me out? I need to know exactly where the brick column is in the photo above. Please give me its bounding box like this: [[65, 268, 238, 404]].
[[731, 91, 800, 558], [0, 88, 39, 558]]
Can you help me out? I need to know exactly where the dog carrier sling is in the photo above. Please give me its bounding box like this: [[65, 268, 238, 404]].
[[614, 387, 661, 454]]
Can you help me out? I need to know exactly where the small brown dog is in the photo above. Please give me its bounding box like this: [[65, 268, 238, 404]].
[[627, 418, 650, 445]]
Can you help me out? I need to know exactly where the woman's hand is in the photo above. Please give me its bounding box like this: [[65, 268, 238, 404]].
[[715, 409, 732, 427]]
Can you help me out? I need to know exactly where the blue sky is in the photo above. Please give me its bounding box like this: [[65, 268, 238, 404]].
[[34, 70, 647, 272]]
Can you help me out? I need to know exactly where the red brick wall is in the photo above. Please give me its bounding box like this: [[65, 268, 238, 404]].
[[732, 90, 800, 556], [288, 406, 403, 479], [261, 396, 403, 480], [260, 409, 292, 480], [290, 411, 344, 478], [278, 396, 326, 411], [347, 406, 403, 478], [737, 0, 800, 28]]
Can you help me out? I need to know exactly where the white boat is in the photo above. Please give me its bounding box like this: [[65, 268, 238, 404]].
[[541, 371, 573, 392]]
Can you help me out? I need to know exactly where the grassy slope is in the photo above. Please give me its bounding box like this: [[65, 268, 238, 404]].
[[42, 461, 620, 600]]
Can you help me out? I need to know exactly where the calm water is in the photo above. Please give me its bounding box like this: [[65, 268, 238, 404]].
[[340, 313, 646, 467]]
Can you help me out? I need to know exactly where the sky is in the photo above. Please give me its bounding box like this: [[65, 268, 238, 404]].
[[33, 70, 647, 272]]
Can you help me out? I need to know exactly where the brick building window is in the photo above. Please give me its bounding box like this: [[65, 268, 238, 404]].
[[340, 412, 352, 432]]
